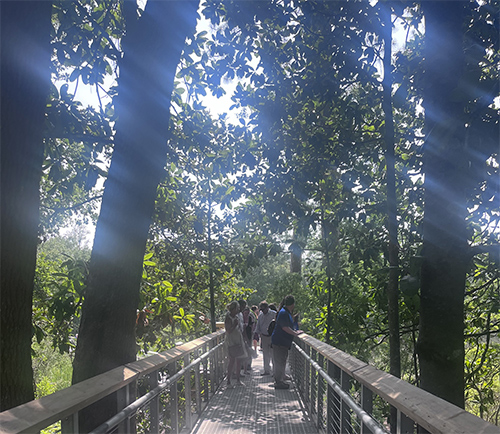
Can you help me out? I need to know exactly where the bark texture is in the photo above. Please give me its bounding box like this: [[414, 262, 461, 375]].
[[0, 1, 53, 411], [418, 1, 467, 408], [71, 1, 198, 431]]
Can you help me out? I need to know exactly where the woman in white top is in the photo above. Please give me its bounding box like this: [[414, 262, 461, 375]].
[[225, 301, 247, 387]]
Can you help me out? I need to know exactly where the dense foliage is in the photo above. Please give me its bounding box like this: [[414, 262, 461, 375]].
[[6, 0, 498, 424]]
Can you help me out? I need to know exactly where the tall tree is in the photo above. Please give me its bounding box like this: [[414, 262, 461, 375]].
[[71, 1, 198, 430], [379, 5, 401, 431], [380, 2, 401, 380], [418, 1, 467, 408], [0, 1, 53, 411]]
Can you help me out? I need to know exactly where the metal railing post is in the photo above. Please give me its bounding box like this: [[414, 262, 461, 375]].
[[312, 348, 319, 425], [305, 345, 311, 413], [194, 348, 202, 417], [361, 385, 373, 434], [203, 344, 209, 402], [296, 340, 305, 398], [116, 382, 135, 433], [168, 361, 179, 434], [318, 353, 325, 431], [184, 354, 193, 430], [210, 339, 216, 395], [327, 360, 340, 434], [397, 409, 415, 434], [340, 371, 352, 434], [148, 371, 160, 433], [61, 412, 79, 434], [219, 335, 226, 386]]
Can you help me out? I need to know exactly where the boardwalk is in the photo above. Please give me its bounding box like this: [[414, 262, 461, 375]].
[[188, 352, 319, 434]]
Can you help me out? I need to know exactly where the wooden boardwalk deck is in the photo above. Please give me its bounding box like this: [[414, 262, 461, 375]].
[[187, 351, 319, 434]]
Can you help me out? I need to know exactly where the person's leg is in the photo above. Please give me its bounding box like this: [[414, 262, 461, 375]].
[[235, 358, 242, 385], [269, 341, 273, 372], [227, 356, 235, 386], [245, 340, 252, 371], [273, 345, 287, 384], [261, 335, 272, 374], [283, 350, 289, 382]]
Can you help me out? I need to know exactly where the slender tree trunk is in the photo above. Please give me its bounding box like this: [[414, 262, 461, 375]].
[[0, 1, 53, 411], [323, 234, 333, 346], [381, 2, 400, 380], [381, 6, 400, 431], [290, 227, 303, 274], [208, 186, 217, 332], [321, 208, 337, 345], [418, 1, 467, 408], [72, 1, 198, 430]]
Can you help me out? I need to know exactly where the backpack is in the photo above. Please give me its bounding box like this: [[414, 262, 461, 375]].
[[267, 319, 276, 335]]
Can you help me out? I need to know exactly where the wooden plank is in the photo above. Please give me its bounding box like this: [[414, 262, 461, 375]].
[[0, 366, 138, 434], [300, 335, 368, 375], [298, 334, 500, 434], [353, 365, 500, 434], [126, 351, 181, 375]]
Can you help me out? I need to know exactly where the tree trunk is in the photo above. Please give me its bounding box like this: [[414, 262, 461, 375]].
[[381, 2, 400, 381], [290, 230, 303, 274], [381, 6, 401, 431], [321, 209, 337, 346], [208, 188, 217, 332], [0, 1, 53, 411], [418, 1, 467, 408], [71, 1, 198, 430]]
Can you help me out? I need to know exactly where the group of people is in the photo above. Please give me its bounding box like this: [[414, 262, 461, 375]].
[[224, 295, 302, 390]]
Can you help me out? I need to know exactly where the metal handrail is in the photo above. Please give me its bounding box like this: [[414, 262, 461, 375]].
[[0, 330, 226, 434], [90, 341, 224, 434], [2, 331, 498, 434], [293, 342, 388, 434], [291, 334, 500, 434]]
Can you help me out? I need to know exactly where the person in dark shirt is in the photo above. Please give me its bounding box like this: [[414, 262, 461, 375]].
[[271, 295, 303, 389]]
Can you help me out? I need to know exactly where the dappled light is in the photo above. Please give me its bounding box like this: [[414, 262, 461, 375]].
[[1, 0, 498, 429]]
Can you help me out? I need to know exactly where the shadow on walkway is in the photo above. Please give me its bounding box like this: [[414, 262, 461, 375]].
[[189, 350, 318, 434]]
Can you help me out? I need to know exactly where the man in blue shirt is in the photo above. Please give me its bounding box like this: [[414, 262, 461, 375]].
[[271, 295, 303, 389]]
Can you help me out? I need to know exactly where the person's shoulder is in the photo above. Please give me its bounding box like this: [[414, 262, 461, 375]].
[[276, 309, 286, 321]]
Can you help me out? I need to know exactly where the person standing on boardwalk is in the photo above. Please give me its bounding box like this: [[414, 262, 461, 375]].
[[242, 306, 256, 373], [271, 295, 303, 389], [251, 305, 259, 352], [255, 301, 276, 376], [225, 301, 247, 388]]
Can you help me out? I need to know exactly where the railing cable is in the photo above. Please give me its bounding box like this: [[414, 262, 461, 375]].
[[90, 341, 224, 434], [293, 342, 389, 434]]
